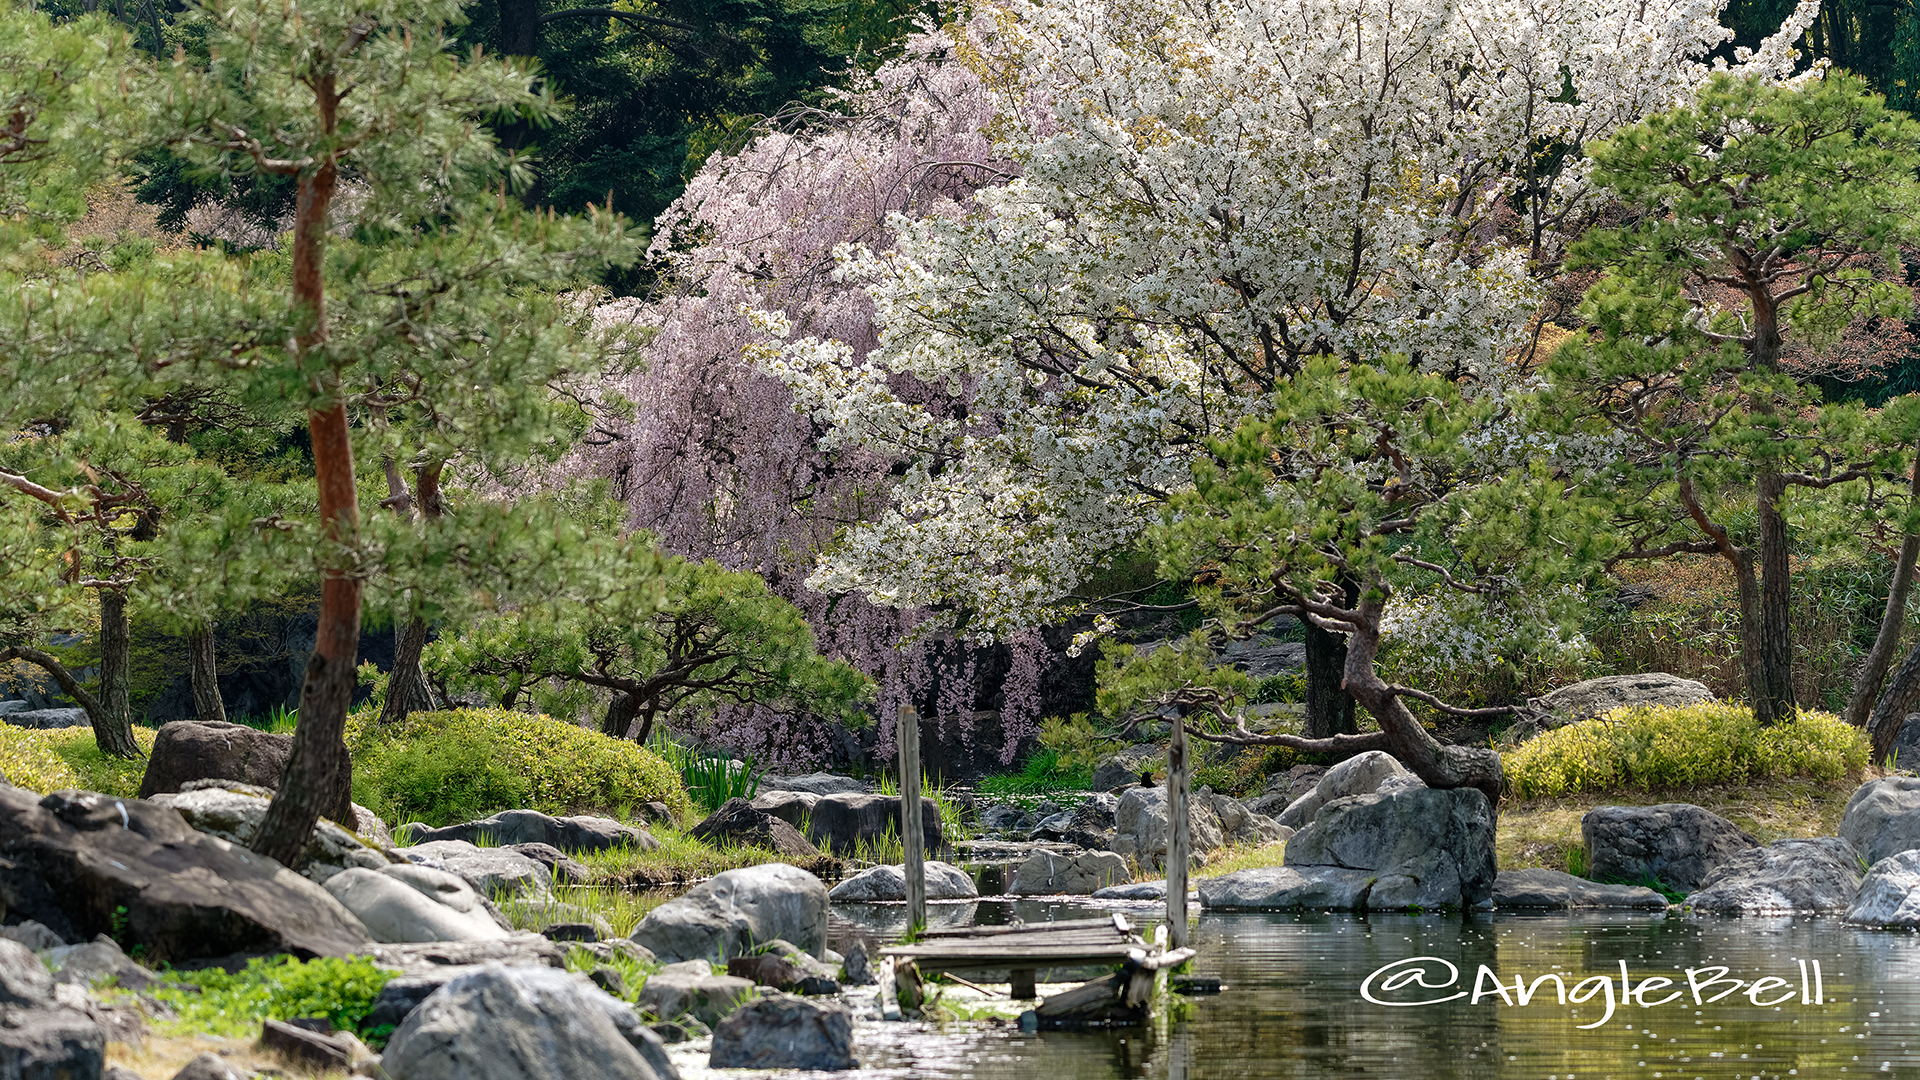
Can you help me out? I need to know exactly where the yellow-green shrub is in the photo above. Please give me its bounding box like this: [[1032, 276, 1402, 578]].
[[347, 708, 691, 826], [1503, 702, 1867, 799], [0, 725, 156, 796]]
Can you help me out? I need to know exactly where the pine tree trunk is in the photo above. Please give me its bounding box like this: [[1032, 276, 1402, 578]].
[[96, 589, 140, 756], [253, 109, 360, 867], [602, 691, 641, 739], [0, 645, 135, 758], [1752, 469, 1797, 724], [1338, 598, 1503, 813], [1845, 455, 1920, 729], [189, 624, 227, 724], [1302, 615, 1356, 738], [1867, 640, 1920, 767], [380, 618, 436, 724], [498, 0, 539, 55]]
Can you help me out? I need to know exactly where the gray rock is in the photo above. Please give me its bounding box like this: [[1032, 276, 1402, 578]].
[[634, 967, 757, 1027], [1091, 880, 1181, 901], [1839, 777, 1920, 866], [689, 798, 821, 858], [1492, 869, 1669, 911], [976, 803, 1025, 832], [501, 842, 590, 886], [839, 940, 871, 986], [169, 1052, 252, 1080], [1197, 866, 1378, 910], [324, 868, 509, 944], [1285, 787, 1496, 910], [1317, 751, 1409, 801], [1218, 638, 1306, 678], [1110, 786, 1224, 871], [0, 921, 66, 951], [0, 701, 23, 715], [0, 707, 89, 729], [1686, 837, 1865, 915], [1846, 849, 1920, 927], [827, 861, 978, 901], [759, 773, 865, 796], [0, 787, 372, 963], [395, 840, 552, 897], [1091, 746, 1164, 792], [1009, 850, 1130, 895], [136, 720, 304, 803], [1582, 804, 1759, 893], [383, 964, 676, 1080], [45, 937, 163, 992], [629, 863, 827, 964], [1265, 764, 1327, 802], [1274, 790, 1325, 831], [747, 790, 818, 829], [103, 1067, 146, 1080], [709, 995, 855, 1071], [367, 932, 566, 976], [803, 793, 943, 856], [365, 965, 490, 1031], [1506, 674, 1715, 743], [409, 809, 659, 855], [148, 787, 391, 884], [1892, 714, 1920, 770], [0, 939, 105, 1080]]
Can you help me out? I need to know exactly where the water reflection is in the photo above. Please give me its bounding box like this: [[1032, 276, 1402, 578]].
[[832, 902, 1920, 1079]]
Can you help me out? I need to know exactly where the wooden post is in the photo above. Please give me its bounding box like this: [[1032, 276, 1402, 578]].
[[1165, 713, 1190, 949], [898, 705, 926, 934]]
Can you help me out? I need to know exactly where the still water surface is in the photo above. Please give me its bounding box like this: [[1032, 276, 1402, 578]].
[[829, 900, 1920, 1080]]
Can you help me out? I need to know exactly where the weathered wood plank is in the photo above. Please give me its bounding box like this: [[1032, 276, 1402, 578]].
[[919, 918, 1123, 938], [899, 705, 926, 933]]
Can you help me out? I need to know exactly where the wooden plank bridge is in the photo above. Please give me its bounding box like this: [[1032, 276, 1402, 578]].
[[878, 912, 1195, 1026]]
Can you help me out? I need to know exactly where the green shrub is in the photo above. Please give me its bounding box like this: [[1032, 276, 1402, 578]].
[[0, 725, 155, 796], [349, 708, 691, 826], [1503, 702, 1868, 799], [148, 955, 395, 1040], [977, 747, 1092, 795]]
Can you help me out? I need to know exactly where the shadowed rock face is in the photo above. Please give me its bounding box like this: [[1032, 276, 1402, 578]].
[[1491, 868, 1669, 911], [407, 809, 659, 855], [0, 938, 106, 1080], [689, 798, 821, 858], [803, 794, 943, 856], [1582, 803, 1759, 894], [136, 721, 293, 799], [709, 995, 856, 1071], [0, 786, 372, 963], [1285, 787, 1497, 910], [1685, 837, 1865, 916], [1839, 777, 1920, 866]]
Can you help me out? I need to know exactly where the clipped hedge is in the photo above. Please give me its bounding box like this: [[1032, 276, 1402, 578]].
[[1503, 702, 1868, 799], [347, 708, 691, 826], [0, 724, 156, 796]]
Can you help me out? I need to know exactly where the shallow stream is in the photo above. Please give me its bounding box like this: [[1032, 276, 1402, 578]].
[[799, 899, 1920, 1080]]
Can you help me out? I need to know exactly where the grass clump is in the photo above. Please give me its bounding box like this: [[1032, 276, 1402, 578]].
[[572, 828, 837, 887], [1502, 702, 1867, 799], [146, 955, 395, 1041], [977, 748, 1091, 796], [0, 725, 156, 796], [348, 708, 692, 826]]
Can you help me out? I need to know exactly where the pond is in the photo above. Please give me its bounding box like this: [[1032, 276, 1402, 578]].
[[818, 899, 1920, 1080]]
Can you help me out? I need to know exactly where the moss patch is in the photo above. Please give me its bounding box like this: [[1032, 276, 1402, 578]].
[[347, 708, 692, 826]]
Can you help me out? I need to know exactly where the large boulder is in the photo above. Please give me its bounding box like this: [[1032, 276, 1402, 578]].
[[0, 787, 371, 962], [135, 720, 314, 806], [759, 773, 865, 796], [1506, 674, 1714, 743], [747, 790, 818, 829], [1110, 786, 1224, 870], [1197, 866, 1377, 911], [147, 787, 391, 884], [382, 964, 677, 1080], [1846, 849, 1920, 928], [1009, 849, 1129, 895], [634, 961, 757, 1027], [1275, 750, 1412, 831], [1285, 787, 1496, 910], [1091, 746, 1165, 792], [629, 864, 828, 964], [1582, 804, 1759, 894], [709, 995, 855, 1071], [0, 938, 106, 1080], [1032, 793, 1121, 849], [688, 799, 822, 859], [803, 794, 943, 856], [1838, 777, 1920, 866], [1685, 837, 1865, 916], [1203, 792, 1288, 847], [1492, 869, 1669, 911], [395, 840, 552, 898], [0, 707, 89, 730], [367, 932, 567, 977], [408, 809, 659, 855], [827, 862, 978, 902], [324, 868, 509, 944]]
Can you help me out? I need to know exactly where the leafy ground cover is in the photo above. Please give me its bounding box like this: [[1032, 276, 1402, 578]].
[[0, 724, 154, 797]]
